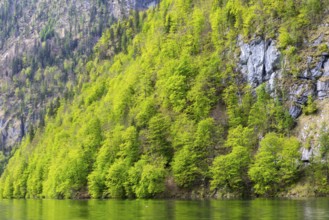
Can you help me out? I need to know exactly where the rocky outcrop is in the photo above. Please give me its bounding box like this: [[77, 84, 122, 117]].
[[298, 55, 328, 80], [239, 38, 280, 88], [312, 33, 324, 46], [289, 82, 316, 105], [238, 38, 329, 118], [301, 148, 313, 162], [287, 82, 316, 119], [316, 57, 329, 98], [135, 0, 159, 9], [317, 79, 329, 98], [265, 40, 281, 75], [112, 0, 158, 18], [289, 105, 302, 119]]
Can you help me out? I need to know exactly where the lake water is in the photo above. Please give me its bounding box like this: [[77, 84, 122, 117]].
[[1, 198, 329, 220]]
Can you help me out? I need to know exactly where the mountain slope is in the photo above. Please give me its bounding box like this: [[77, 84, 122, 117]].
[[0, 0, 155, 155], [1, 0, 329, 199]]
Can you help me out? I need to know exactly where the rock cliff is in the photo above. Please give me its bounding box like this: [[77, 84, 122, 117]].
[[238, 37, 329, 119], [238, 33, 329, 162]]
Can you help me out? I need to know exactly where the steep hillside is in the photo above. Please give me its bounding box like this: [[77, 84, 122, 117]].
[[0, 0, 155, 155], [1, 0, 329, 199]]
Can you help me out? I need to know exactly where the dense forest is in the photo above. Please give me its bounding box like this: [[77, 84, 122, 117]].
[[1, 0, 329, 199], [0, 0, 138, 155]]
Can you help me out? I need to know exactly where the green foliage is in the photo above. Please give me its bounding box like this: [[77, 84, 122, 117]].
[[40, 19, 55, 42], [248, 133, 301, 196], [88, 125, 133, 198], [0, 0, 320, 199], [278, 27, 293, 49], [193, 118, 219, 154], [210, 146, 250, 193], [146, 114, 172, 160], [134, 97, 157, 128], [309, 123, 329, 194], [303, 95, 317, 115], [0, 152, 7, 174], [304, 0, 323, 22], [172, 146, 202, 188], [85, 82, 107, 105], [172, 117, 222, 188], [170, 114, 195, 151], [106, 159, 129, 198], [318, 43, 329, 53], [248, 85, 294, 135], [319, 124, 329, 157], [225, 125, 255, 149], [127, 157, 166, 198], [223, 85, 253, 128]]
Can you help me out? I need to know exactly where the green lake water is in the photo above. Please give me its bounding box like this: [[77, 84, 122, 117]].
[[1, 198, 329, 220]]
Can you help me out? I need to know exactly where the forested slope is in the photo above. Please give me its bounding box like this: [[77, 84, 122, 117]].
[[0, 0, 153, 156], [1, 0, 329, 199]]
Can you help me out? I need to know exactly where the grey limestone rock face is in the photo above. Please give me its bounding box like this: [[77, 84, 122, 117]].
[[266, 71, 278, 95], [317, 79, 329, 98], [239, 34, 329, 163], [316, 58, 329, 98], [239, 38, 280, 88], [0, 116, 26, 153], [290, 83, 316, 105], [299, 56, 326, 80], [265, 40, 281, 77], [246, 38, 265, 87], [238, 38, 315, 118], [112, 0, 158, 18], [238, 37, 329, 118], [301, 148, 312, 162], [239, 43, 250, 65], [289, 105, 302, 119], [313, 33, 324, 46], [323, 59, 329, 77], [312, 56, 326, 79], [288, 82, 315, 119], [310, 66, 323, 79]]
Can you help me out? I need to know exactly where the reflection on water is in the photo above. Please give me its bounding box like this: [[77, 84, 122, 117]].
[[1, 198, 329, 219]]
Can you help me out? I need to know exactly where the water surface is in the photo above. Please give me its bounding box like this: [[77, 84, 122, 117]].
[[1, 198, 329, 219]]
